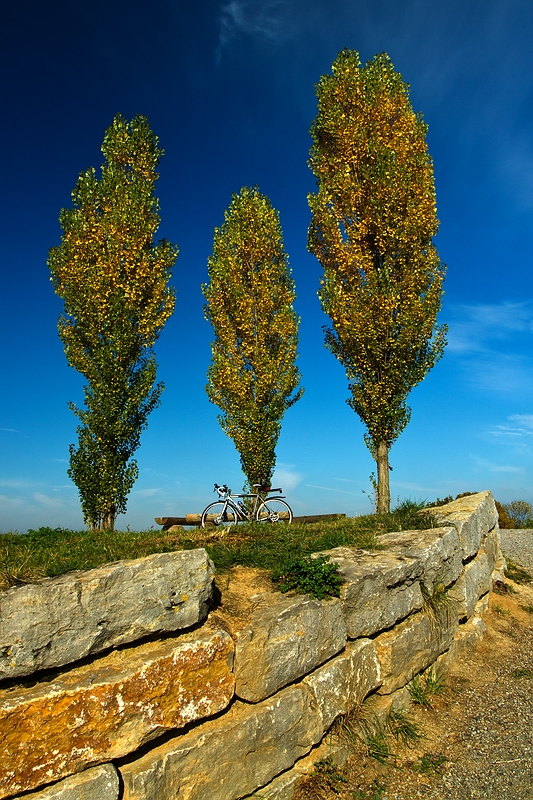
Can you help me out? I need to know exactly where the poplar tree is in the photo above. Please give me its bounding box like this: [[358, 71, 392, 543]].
[[48, 114, 177, 530], [308, 50, 446, 513], [203, 187, 303, 489]]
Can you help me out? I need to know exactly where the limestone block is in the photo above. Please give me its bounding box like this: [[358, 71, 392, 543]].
[[11, 765, 120, 800], [235, 595, 346, 702], [475, 592, 490, 615], [480, 525, 501, 572], [317, 548, 423, 638], [377, 526, 463, 592], [303, 639, 382, 730], [250, 738, 351, 799], [363, 686, 412, 733], [426, 491, 498, 560], [434, 613, 487, 676], [119, 683, 324, 800], [0, 628, 234, 800], [448, 552, 491, 619], [0, 549, 215, 680], [374, 609, 457, 694]]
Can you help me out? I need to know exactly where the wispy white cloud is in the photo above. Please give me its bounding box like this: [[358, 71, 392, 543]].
[[305, 483, 358, 497], [217, 0, 290, 57], [0, 479, 37, 489], [0, 427, 19, 433], [133, 488, 163, 498], [273, 464, 302, 493], [472, 457, 523, 474], [446, 301, 533, 354], [33, 492, 64, 508], [0, 494, 24, 511], [488, 414, 533, 439]]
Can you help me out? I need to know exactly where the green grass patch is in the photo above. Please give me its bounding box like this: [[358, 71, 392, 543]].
[[511, 668, 533, 679], [408, 668, 446, 707], [505, 558, 532, 585], [0, 506, 436, 591]]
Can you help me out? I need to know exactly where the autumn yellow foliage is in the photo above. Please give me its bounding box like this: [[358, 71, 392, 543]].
[[308, 50, 447, 513], [203, 187, 303, 489], [48, 115, 177, 530]]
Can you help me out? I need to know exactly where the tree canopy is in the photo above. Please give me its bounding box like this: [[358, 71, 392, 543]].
[[48, 114, 177, 530], [308, 49, 447, 513], [203, 187, 303, 489]]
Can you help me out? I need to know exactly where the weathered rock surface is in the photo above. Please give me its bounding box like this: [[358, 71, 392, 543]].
[[11, 764, 120, 800], [377, 526, 463, 591], [234, 595, 346, 702], [303, 639, 382, 730], [375, 609, 457, 694], [317, 548, 423, 638], [480, 525, 502, 573], [119, 683, 324, 800], [448, 551, 491, 619], [426, 491, 498, 560], [0, 628, 234, 799], [435, 612, 487, 676], [250, 738, 351, 799], [0, 549, 215, 680]]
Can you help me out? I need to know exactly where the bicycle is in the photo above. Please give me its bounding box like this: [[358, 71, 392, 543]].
[[200, 483, 293, 529]]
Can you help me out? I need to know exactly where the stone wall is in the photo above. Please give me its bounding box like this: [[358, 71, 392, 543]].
[[0, 492, 504, 800]]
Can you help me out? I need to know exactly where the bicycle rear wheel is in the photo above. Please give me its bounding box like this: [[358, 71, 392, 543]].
[[201, 501, 238, 529], [255, 498, 293, 524]]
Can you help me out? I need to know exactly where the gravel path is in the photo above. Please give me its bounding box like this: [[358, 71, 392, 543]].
[[500, 528, 533, 571]]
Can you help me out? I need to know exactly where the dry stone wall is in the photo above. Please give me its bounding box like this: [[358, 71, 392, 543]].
[[0, 491, 503, 800]]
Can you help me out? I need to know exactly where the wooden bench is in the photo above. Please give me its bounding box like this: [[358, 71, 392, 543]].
[[154, 513, 346, 531]]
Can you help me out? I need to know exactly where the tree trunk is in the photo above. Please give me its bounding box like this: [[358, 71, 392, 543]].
[[376, 441, 390, 514], [102, 509, 116, 531]]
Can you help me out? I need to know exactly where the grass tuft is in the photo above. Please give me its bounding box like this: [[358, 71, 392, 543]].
[[408, 668, 446, 707], [505, 558, 532, 585]]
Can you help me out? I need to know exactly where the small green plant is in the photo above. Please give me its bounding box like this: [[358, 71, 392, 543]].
[[492, 603, 511, 616], [386, 708, 423, 749], [413, 752, 447, 774], [511, 668, 533, 679], [352, 780, 387, 799], [272, 555, 343, 600], [505, 558, 532, 585], [408, 668, 445, 707], [365, 731, 392, 764], [520, 604, 533, 614], [421, 580, 456, 631], [293, 756, 346, 799]]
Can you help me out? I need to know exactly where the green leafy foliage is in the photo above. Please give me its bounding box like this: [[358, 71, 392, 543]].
[[272, 554, 343, 599], [203, 187, 303, 489], [408, 668, 445, 706], [308, 50, 446, 514], [48, 115, 177, 530]]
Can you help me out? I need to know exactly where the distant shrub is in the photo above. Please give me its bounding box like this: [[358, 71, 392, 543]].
[[501, 500, 533, 529], [495, 501, 516, 529]]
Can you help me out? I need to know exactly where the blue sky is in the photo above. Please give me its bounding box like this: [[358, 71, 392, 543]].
[[1, 0, 533, 532]]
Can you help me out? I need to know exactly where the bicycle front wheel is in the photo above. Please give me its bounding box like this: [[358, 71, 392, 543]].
[[255, 498, 293, 524], [201, 501, 237, 529]]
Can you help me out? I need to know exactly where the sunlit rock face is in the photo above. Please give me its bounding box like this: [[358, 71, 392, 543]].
[[0, 548, 215, 680], [0, 628, 234, 799]]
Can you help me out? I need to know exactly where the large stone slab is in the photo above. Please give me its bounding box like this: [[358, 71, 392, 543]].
[[0, 549, 215, 680], [448, 551, 491, 620], [374, 609, 457, 694], [426, 491, 498, 561], [317, 548, 423, 638], [11, 765, 120, 800], [234, 595, 346, 702], [0, 628, 234, 799], [480, 525, 502, 573], [119, 683, 324, 800], [377, 527, 463, 592], [303, 638, 382, 730]]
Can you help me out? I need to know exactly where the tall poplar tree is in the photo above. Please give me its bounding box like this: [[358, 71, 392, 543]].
[[48, 114, 177, 530], [203, 187, 303, 489], [308, 50, 447, 513]]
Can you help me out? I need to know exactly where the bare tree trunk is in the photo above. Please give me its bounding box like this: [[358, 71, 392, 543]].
[[376, 441, 390, 514], [102, 507, 116, 531]]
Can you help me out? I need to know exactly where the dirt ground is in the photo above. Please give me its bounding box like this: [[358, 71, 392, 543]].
[[295, 577, 533, 800]]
